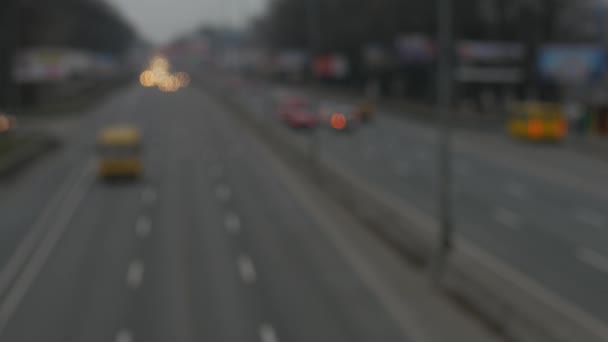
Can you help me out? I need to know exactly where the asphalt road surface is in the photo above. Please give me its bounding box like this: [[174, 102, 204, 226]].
[[234, 78, 608, 323], [0, 84, 411, 342]]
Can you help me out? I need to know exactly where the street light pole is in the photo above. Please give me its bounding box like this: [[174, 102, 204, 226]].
[[14, 1, 24, 112], [2, 0, 23, 111], [432, 0, 454, 279], [307, 0, 322, 172]]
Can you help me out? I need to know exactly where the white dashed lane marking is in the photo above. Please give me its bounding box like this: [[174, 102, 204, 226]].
[[259, 324, 279, 342], [577, 248, 608, 274], [126, 260, 144, 290], [237, 255, 257, 284], [575, 209, 606, 229], [225, 213, 241, 234], [216, 184, 232, 202], [135, 216, 151, 238], [492, 207, 522, 229], [115, 329, 133, 342]]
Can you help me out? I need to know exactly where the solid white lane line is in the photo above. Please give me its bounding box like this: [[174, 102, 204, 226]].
[[578, 248, 608, 274], [141, 188, 157, 204], [259, 324, 279, 342], [505, 181, 527, 198], [224, 213, 241, 234], [0, 162, 90, 299], [135, 216, 151, 238], [575, 209, 606, 229], [237, 255, 257, 284], [492, 207, 522, 229], [216, 184, 232, 202], [126, 261, 144, 290], [115, 329, 133, 342], [0, 162, 93, 335]]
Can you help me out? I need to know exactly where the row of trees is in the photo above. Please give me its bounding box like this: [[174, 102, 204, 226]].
[[0, 0, 138, 106], [253, 0, 601, 99], [256, 0, 595, 52]]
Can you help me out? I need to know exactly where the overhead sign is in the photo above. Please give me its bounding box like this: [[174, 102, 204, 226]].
[[13, 48, 96, 83]]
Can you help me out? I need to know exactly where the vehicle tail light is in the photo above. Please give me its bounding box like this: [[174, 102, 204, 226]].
[[331, 113, 347, 130]]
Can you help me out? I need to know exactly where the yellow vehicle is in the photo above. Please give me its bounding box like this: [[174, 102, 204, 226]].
[[97, 126, 142, 178], [507, 102, 568, 141]]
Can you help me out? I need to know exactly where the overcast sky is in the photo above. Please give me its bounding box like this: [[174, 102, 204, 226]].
[[106, 0, 267, 44]]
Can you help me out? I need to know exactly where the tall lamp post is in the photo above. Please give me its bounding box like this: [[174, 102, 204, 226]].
[[307, 0, 322, 172], [1, 1, 23, 111], [432, 0, 454, 279]]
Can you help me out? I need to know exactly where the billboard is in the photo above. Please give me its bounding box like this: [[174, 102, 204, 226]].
[[313, 54, 349, 79], [394, 34, 435, 64], [538, 45, 606, 84], [12, 48, 112, 83], [456, 41, 525, 83]]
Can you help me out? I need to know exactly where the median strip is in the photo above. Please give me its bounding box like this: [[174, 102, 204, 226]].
[[198, 78, 608, 342]]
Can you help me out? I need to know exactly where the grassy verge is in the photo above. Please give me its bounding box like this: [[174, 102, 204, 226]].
[[0, 134, 58, 177], [0, 136, 29, 159], [8, 76, 135, 117]]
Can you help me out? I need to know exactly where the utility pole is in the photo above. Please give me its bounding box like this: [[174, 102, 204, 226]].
[[432, 0, 454, 280], [307, 0, 322, 172], [1, 1, 23, 111], [14, 1, 24, 112]]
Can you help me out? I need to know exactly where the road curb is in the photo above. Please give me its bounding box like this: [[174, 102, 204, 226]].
[[0, 135, 60, 179], [199, 78, 608, 342]]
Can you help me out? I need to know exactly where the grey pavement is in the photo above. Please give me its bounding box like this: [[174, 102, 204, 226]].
[[0, 83, 505, 342], [233, 77, 608, 323]]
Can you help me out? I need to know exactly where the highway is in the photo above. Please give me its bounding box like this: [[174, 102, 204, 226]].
[[234, 77, 608, 323], [0, 84, 419, 342]]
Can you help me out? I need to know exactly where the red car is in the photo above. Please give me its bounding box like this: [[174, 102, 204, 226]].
[[277, 96, 319, 129]]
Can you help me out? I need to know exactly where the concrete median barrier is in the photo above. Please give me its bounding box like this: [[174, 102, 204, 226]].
[[198, 77, 608, 342]]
